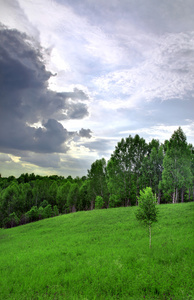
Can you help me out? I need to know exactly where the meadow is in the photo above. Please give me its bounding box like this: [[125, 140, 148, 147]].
[[0, 202, 193, 300]]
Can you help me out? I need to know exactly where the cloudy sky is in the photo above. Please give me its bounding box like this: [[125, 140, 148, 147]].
[[0, 0, 194, 178]]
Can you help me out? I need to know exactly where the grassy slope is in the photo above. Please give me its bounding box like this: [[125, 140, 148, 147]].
[[0, 203, 193, 300]]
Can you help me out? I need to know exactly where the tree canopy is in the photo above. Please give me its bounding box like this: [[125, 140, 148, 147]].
[[0, 127, 193, 228]]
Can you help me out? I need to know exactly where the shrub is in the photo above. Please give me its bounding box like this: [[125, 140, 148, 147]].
[[38, 206, 45, 220], [53, 205, 59, 216], [26, 206, 39, 222], [39, 200, 49, 208], [3, 212, 20, 228], [44, 204, 53, 218], [109, 194, 121, 208], [95, 196, 104, 209]]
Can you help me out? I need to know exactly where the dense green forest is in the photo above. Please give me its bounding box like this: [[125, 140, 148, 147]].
[[0, 127, 193, 228]]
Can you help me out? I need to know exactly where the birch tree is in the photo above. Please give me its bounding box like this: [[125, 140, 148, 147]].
[[135, 187, 158, 248], [161, 127, 192, 203], [87, 158, 109, 207], [107, 135, 147, 206]]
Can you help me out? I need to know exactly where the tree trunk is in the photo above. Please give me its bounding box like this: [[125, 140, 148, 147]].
[[173, 190, 175, 203], [175, 188, 178, 203], [128, 189, 131, 206], [90, 200, 94, 210], [181, 188, 184, 203], [158, 190, 161, 204], [149, 225, 151, 248], [35, 195, 38, 206], [72, 205, 76, 213]]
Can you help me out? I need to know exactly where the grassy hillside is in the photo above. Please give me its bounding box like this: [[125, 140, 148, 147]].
[[0, 203, 193, 300]]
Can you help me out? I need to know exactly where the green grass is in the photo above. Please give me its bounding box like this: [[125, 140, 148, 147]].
[[0, 203, 193, 300]]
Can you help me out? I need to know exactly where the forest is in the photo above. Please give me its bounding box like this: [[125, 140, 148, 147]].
[[0, 127, 193, 228]]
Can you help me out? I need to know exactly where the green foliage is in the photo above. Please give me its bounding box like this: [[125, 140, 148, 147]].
[[95, 195, 104, 209], [1, 182, 23, 221], [19, 182, 34, 212], [0, 126, 193, 229], [48, 181, 58, 206], [88, 158, 109, 206], [136, 187, 158, 226], [39, 200, 49, 208], [67, 183, 79, 212], [53, 205, 59, 217], [0, 203, 193, 299], [107, 134, 147, 206], [3, 212, 20, 228], [26, 206, 39, 222], [161, 127, 192, 203], [140, 144, 164, 202], [38, 206, 44, 220], [136, 187, 159, 248], [79, 181, 91, 211], [43, 204, 53, 218], [56, 181, 71, 213], [109, 194, 121, 208]]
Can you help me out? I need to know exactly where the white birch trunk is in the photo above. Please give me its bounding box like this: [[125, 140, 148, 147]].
[[176, 188, 178, 203], [173, 190, 175, 203]]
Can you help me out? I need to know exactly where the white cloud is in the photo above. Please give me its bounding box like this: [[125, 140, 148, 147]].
[[0, 0, 39, 38], [98, 95, 142, 110], [17, 0, 124, 74], [120, 121, 194, 145], [94, 31, 194, 104]]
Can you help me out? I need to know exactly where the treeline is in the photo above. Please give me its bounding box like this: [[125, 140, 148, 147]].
[[0, 127, 193, 228]]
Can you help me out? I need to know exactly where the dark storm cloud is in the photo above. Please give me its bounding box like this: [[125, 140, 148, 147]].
[[0, 25, 90, 154], [33, 119, 72, 153], [78, 128, 92, 139], [0, 24, 51, 90], [81, 138, 115, 156], [21, 152, 61, 169], [61, 88, 89, 101]]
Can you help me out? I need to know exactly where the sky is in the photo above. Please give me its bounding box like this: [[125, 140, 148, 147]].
[[0, 0, 194, 178]]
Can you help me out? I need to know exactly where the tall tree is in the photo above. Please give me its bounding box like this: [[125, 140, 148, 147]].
[[67, 183, 79, 213], [140, 142, 164, 203], [32, 178, 50, 206], [19, 183, 34, 212], [87, 158, 109, 207], [161, 127, 192, 203], [1, 182, 20, 219], [56, 181, 71, 213], [189, 145, 194, 201], [48, 181, 58, 206], [79, 181, 91, 211], [107, 158, 125, 207], [107, 135, 147, 206]]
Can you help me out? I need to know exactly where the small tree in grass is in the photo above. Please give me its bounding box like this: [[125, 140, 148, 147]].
[[135, 187, 158, 248]]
